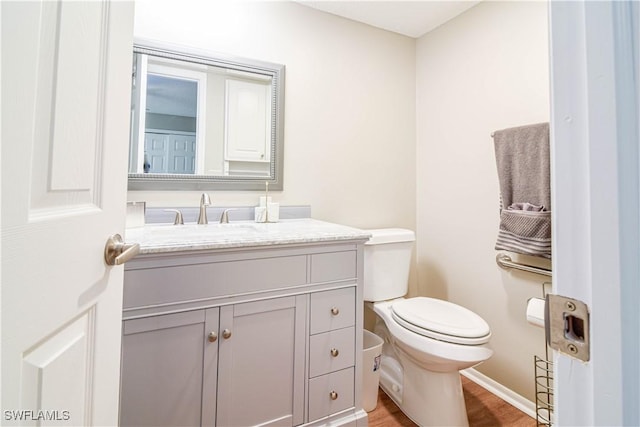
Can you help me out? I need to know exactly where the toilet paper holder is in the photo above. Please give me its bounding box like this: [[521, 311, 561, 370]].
[[526, 297, 546, 328]]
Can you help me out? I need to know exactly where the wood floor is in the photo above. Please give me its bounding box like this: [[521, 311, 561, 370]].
[[367, 376, 536, 427]]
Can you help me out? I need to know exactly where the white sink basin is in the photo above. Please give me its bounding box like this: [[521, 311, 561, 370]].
[[132, 222, 261, 241], [152, 223, 259, 234]]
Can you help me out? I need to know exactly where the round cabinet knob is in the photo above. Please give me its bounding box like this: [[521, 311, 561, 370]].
[[330, 307, 340, 316], [330, 348, 339, 357], [222, 329, 232, 339], [329, 391, 338, 401], [208, 332, 218, 343]]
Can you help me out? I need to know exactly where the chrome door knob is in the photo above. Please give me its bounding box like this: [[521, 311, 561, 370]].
[[222, 329, 232, 339], [330, 348, 339, 357], [208, 332, 218, 343], [104, 234, 140, 266]]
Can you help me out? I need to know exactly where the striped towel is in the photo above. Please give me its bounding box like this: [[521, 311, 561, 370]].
[[493, 123, 551, 258]]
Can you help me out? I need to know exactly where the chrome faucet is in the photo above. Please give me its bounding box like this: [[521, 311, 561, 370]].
[[219, 208, 237, 224], [165, 209, 184, 225], [197, 193, 211, 224]]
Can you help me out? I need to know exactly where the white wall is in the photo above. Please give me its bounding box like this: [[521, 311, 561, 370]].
[[416, 1, 550, 402], [132, 0, 416, 233]]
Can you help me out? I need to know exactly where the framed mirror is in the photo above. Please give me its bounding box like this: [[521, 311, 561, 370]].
[[128, 39, 285, 190]]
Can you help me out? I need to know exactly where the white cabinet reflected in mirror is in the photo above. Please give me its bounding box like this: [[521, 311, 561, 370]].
[[128, 39, 285, 190]]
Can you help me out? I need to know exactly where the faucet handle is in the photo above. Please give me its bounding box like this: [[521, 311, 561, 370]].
[[164, 209, 184, 225], [200, 193, 211, 206], [219, 208, 237, 224]]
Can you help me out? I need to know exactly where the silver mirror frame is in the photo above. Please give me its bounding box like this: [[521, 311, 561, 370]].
[[128, 38, 285, 191]]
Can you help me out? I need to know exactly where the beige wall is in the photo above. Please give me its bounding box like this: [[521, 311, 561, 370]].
[[416, 1, 550, 402], [131, 0, 417, 233]]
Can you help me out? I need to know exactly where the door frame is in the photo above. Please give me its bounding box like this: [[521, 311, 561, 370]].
[[549, 1, 639, 425], [140, 59, 207, 174]]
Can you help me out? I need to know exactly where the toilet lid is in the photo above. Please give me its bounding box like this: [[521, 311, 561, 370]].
[[391, 297, 491, 345]]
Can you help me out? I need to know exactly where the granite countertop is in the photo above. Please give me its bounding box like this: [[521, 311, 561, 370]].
[[125, 218, 371, 254]]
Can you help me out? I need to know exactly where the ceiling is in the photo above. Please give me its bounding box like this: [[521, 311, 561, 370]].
[[297, 1, 481, 38]]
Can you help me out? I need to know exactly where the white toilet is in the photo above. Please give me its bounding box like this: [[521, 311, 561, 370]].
[[364, 229, 493, 427]]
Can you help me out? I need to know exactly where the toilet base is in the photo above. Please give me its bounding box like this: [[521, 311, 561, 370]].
[[380, 355, 469, 427], [368, 300, 491, 426], [372, 308, 471, 426]]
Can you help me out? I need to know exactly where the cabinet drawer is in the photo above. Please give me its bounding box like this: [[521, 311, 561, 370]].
[[308, 367, 355, 422], [310, 251, 357, 283], [123, 255, 307, 309], [310, 288, 355, 334], [309, 327, 355, 378]]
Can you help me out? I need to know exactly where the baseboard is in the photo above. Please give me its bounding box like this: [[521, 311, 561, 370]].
[[461, 368, 537, 419]]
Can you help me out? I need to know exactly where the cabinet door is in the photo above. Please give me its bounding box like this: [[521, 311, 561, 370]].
[[224, 78, 271, 162], [217, 296, 306, 427], [120, 309, 219, 427]]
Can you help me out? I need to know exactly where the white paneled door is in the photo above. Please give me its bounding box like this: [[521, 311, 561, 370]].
[[1, 1, 134, 426]]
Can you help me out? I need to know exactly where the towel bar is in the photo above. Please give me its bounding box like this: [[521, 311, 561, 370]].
[[496, 253, 552, 277]]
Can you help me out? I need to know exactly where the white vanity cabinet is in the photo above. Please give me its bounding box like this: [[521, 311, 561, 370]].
[[119, 229, 368, 427]]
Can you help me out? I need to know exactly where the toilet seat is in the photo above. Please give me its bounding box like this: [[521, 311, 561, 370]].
[[390, 297, 491, 345]]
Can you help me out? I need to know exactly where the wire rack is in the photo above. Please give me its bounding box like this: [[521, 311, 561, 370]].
[[534, 355, 554, 426]]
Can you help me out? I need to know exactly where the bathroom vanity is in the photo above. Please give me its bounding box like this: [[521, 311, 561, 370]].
[[119, 220, 370, 427]]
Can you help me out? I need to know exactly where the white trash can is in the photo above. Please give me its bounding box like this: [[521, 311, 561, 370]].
[[362, 330, 384, 412]]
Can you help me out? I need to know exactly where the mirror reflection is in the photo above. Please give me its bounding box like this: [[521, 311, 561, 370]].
[[128, 40, 285, 191]]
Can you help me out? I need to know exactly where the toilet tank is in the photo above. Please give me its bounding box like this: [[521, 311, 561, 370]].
[[363, 228, 415, 302]]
